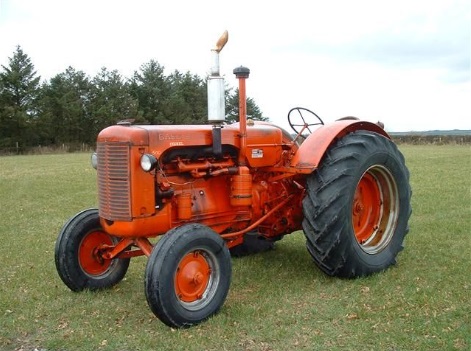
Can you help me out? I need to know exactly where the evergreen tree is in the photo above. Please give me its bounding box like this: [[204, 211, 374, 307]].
[[0, 46, 41, 148], [166, 70, 207, 124], [225, 88, 267, 124], [129, 60, 170, 124], [89, 68, 141, 136], [37, 67, 91, 145], [0, 47, 267, 150]]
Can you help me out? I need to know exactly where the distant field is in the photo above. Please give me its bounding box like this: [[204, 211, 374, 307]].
[[0, 145, 470, 351]]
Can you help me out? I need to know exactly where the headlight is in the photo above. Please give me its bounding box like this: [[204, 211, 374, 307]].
[[91, 152, 98, 170], [140, 154, 158, 172]]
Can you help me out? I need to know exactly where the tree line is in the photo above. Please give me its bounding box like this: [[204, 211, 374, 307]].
[[0, 46, 266, 152]]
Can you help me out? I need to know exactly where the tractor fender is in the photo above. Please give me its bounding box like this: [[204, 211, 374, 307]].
[[290, 120, 390, 172]]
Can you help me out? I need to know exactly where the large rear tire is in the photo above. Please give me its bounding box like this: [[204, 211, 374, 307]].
[[145, 223, 232, 328], [302, 131, 411, 278], [55, 209, 130, 291]]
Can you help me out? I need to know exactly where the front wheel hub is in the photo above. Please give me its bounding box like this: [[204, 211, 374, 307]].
[[175, 251, 211, 302], [79, 231, 113, 276]]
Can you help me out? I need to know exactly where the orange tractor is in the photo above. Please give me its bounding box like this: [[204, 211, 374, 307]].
[[55, 32, 411, 327]]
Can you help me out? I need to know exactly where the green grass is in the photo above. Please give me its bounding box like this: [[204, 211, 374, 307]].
[[0, 145, 470, 351]]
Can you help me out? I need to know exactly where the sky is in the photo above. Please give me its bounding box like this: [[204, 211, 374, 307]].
[[0, 0, 469, 132]]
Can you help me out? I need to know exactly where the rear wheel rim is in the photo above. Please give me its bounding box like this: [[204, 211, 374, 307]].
[[352, 165, 399, 254], [78, 231, 113, 276], [175, 249, 220, 311]]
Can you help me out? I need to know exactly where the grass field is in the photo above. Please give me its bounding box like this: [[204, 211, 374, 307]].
[[0, 145, 470, 351]]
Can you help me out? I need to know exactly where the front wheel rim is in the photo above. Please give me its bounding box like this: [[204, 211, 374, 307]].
[[352, 165, 399, 254], [175, 249, 220, 311], [78, 231, 113, 276]]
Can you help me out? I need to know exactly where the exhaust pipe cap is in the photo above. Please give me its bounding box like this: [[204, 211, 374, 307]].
[[233, 66, 250, 78]]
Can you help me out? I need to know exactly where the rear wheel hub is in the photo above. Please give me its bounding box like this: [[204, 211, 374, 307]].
[[352, 165, 399, 254]]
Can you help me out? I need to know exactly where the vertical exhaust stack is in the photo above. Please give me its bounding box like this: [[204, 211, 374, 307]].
[[233, 66, 250, 166], [230, 66, 252, 207], [208, 30, 228, 158]]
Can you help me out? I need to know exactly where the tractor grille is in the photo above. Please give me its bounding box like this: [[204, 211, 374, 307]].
[[97, 142, 132, 221]]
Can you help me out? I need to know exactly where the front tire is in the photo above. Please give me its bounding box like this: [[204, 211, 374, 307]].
[[54, 209, 130, 291], [302, 131, 411, 278], [145, 223, 232, 328]]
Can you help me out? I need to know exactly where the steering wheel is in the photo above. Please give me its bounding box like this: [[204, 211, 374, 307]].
[[287, 107, 324, 135]]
